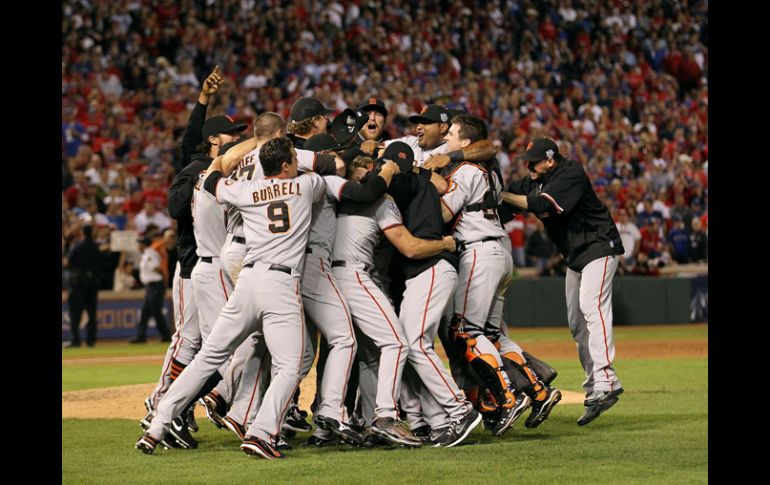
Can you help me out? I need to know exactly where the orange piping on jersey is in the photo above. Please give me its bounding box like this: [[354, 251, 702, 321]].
[[380, 223, 403, 232], [322, 258, 356, 421], [242, 344, 268, 427], [440, 197, 455, 217], [597, 256, 613, 389], [419, 265, 466, 406], [356, 271, 403, 411]]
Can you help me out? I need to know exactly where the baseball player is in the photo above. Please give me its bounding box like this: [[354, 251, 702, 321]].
[[331, 142, 459, 447], [287, 96, 334, 149], [384, 145, 483, 447], [355, 97, 389, 145], [502, 137, 625, 426], [204, 123, 346, 445], [438, 116, 562, 434], [141, 67, 244, 439], [136, 137, 326, 460], [300, 133, 420, 446]]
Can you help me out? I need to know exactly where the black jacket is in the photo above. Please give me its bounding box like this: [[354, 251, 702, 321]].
[[168, 153, 210, 278], [388, 168, 458, 280], [507, 157, 623, 271]]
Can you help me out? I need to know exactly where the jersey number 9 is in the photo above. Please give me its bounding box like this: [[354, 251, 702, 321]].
[[267, 201, 290, 233]]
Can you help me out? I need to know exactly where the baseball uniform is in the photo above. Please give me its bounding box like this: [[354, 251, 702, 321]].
[[144, 169, 325, 446], [332, 194, 408, 421]]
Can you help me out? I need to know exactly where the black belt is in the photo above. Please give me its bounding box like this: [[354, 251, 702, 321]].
[[200, 256, 214, 263], [243, 262, 292, 274], [232, 236, 246, 244], [331, 260, 374, 274], [456, 237, 500, 253]]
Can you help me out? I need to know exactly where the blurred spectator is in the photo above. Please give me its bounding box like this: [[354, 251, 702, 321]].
[[639, 217, 665, 265], [615, 208, 641, 273], [113, 252, 140, 292], [134, 201, 172, 234], [667, 216, 690, 264], [631, 252, 661, 276], [688, 217, 708, 263], [504, 213, 527, 268], [525, 219, 560, 275]]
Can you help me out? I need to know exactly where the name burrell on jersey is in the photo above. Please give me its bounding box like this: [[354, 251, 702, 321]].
[[251, 180, 302, 203]]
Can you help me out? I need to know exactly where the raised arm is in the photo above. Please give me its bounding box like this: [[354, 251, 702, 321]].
[[423, 139, 497, 170]]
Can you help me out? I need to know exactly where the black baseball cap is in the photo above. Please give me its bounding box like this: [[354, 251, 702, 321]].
[[408, 104, 450, 125], [304, 133, 341, 152], [446, 107, 466, 120], [290, 97, 334, 123], [331, 108, 367, 147], [519, 137, 560, 162], [378, 141, 415, 173], [201, 115, 247, 140], [359, 97, 388, 117]]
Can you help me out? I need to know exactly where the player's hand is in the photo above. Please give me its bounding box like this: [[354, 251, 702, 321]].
[[200, 66, 223, 98], [442, 236, 457, 253], [360, 140, 379, 156], [423, 153, 451, 170], [381, 160, 400, 175]]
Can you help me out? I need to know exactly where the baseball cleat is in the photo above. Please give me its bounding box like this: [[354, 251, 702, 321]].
[[411, 425, 431, 443], [140, 397, 156, 430], [135, 433, 159, 455], [169, 416, 199, 449], [201, 392, 228, 429], [525, 387, 562, 429], [185, 404, 199, 433], [302, 435, 337, 447], [241, 435, 284, 460], [577, 388, 624, 426], [283, 404, 312, 433], [274, 436, 293, 451], [492, 393, 531, 436], [314, 415, 364, 445], [223, 416, 246, 440], [370, 417, 423, 447]]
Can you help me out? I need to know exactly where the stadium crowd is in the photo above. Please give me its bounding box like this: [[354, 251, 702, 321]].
[[62, 0, 707, 290]]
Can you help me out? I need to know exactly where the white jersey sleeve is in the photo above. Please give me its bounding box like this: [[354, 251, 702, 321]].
[[373, 195, 403, 231], [323, 174, 348, 202], [297, 149, 318, 173]]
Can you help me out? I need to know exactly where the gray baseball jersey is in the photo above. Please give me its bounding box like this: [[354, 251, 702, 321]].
[[226, 148, 322, 238], [333, 195, 403, 265], [217, 172, 325, 270], [307, 175, 347, 257], [386, 135, 449, 167], [441, 163, 507, 243]]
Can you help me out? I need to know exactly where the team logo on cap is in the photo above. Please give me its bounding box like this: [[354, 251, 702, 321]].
[[440, 113, 448, 122], [346, 115, 356, 132], [369, 97, 377, 105], [398, 152, 406, 159], [527, 141, 534, 150]]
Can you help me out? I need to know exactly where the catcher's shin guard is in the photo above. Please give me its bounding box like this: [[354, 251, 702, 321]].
[[457, 332, 515, 408], [522, 351, 558, 385], [502, 352, 546, 401]]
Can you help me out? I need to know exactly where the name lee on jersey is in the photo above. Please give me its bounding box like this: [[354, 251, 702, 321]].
[[253, 181, 302, 203]]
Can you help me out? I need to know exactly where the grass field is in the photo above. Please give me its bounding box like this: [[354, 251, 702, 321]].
[[62, 325, 708, 484]]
